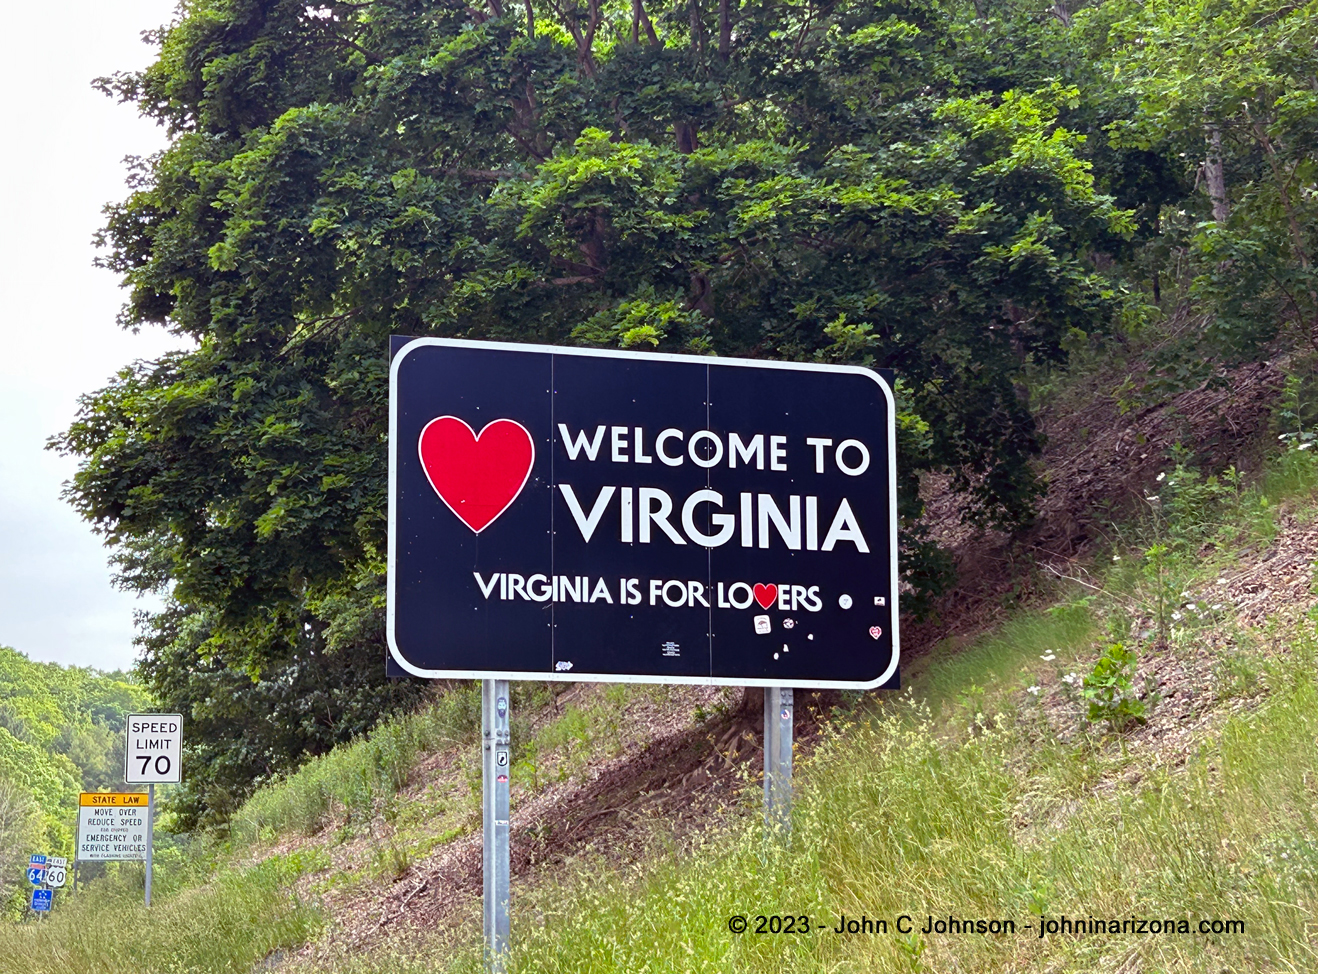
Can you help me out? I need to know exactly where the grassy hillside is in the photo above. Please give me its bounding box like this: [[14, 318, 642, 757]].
[[309, 435, 1318, 974], [1, 418, 1314, 971]]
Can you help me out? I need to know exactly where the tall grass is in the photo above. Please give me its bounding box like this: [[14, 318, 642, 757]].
[[905, 603, 1096, 718], [0, 854, 322, 974], [229, 685, 482, 844], [360, 626, 1317, 974]]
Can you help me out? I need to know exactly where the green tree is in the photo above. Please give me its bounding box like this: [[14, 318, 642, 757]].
[[61, 0, 1137, 821], [1101, 0, 1318, 356], [0, 646, 151, 880]]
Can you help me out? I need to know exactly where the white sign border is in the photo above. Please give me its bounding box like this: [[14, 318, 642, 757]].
[[387, 338, 900, 690]]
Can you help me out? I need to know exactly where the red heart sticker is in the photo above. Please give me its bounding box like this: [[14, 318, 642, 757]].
[[418, 416, 534, 534], [753, 583, 778, 610], [869, 626, 882, 640]]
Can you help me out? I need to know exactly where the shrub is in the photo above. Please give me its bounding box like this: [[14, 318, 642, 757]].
[[1080, 642, 1157, 732]]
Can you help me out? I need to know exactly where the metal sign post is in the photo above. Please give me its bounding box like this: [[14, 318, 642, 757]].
[[764, 687, 793, 833], [145, 783, 154, 908], [482, 680, 511, 972]]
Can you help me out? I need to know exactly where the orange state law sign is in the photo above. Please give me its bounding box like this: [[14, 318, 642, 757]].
[[76, 792, 149, 862]]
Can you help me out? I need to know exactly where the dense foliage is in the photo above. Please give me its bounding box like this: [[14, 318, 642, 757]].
[[57, 0, 1317, 824], [0, 647, 148, 910]]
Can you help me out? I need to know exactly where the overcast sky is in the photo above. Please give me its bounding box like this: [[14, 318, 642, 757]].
[[0, 0, 184, 671]]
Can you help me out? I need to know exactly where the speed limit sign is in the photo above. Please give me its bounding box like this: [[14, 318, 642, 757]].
[[45, 858, 67, 888], [125, 714, 183, 784]]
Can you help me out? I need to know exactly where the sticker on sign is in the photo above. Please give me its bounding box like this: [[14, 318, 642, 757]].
[[125, 714, 183, 783]]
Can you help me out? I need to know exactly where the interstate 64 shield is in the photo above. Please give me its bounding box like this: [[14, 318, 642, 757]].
[[388, 339, 898, 689]]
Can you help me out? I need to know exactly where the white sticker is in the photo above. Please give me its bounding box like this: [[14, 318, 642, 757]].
[[754, 615, 772, 635], [838, 594, 853, 609]]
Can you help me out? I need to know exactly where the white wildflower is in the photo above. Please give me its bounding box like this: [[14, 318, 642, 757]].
[[1157, 472, 1166, 482], [1171, 611, 1182, 621], [1026, 686, 1042, 696], [1061, 673, 1078, 686], [1040, 653, 1056, 661]]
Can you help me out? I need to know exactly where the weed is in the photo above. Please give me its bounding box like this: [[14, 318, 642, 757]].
[[371, 839, 413, 880], [1079, 642, 1157, 732], [896, 930, 927, 969], [955, 683, 986, 731], [1214, 650, 1262, 701]]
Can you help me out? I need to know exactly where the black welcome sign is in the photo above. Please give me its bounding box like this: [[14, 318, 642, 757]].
[[388, 339, 898, 689]]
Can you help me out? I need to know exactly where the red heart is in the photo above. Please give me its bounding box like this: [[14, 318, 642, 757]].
[[869, 626, 882, 640], [753, 583, 778, 610], [419, 416, 534, 533]]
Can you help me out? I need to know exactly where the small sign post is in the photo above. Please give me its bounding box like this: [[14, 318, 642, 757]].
[[124, 714, 183, 908], [481, 680, 511, 973], [763, 687, 793, 833], [30, 889, 52, 914]]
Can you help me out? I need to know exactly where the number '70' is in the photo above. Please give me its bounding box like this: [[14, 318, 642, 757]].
[[137, 755, 171, 775]]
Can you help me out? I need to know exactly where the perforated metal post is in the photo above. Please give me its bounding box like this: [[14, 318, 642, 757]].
[[482, 680, 511, 972], [763, 687, 794, 833], [145, 783, 154, 908]]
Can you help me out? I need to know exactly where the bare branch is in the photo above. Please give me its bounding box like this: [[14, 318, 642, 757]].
[[634, 0, 660, 45]]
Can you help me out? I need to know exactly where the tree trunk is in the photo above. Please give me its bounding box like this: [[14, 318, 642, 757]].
[[1204, 124, 1229, 224], [633, 0, 660, 46], [674, 121, 699, 153]]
